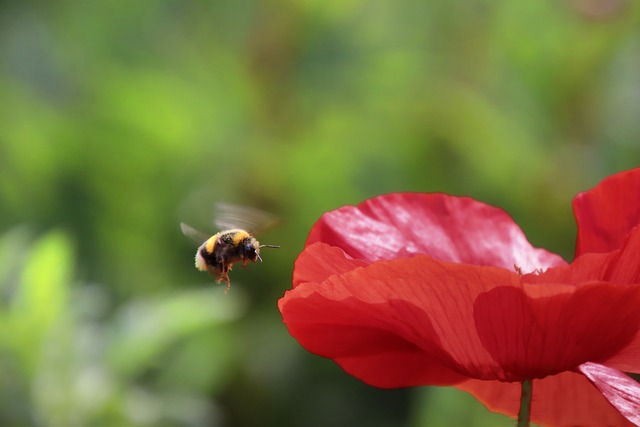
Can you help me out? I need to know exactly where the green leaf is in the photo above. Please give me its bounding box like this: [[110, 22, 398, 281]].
[[15, 231, 72, 323], [8, 231, 73, 373]]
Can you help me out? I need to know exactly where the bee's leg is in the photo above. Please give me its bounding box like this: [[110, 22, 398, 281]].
[[215, 273, 230, 293], [242, 258, 249, 268], [220, 261, 229, 273], [218, 263, 232, 293]]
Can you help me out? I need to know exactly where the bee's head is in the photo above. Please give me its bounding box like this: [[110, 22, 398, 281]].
[[243, 239, 261, 262], [244, 238, 279, 263]]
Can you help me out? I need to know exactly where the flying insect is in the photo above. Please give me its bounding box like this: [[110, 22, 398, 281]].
[[181, 203, 280, 292]]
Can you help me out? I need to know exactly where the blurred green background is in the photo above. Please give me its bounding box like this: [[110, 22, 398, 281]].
[[1, 0, 639, 425]]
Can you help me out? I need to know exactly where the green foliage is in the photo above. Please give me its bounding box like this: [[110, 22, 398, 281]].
[[1, 0, 640, 425], [0, 231, 244, 426], [412, 387, 544, 427], [412, 387, 514, 427]]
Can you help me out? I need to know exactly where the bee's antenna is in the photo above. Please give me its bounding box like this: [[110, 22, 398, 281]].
[[257, 253, 263, 262], [259, 244, 280, 249]]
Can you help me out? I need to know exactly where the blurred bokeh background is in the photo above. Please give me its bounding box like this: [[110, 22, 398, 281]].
[[1, 0, 639, 425]]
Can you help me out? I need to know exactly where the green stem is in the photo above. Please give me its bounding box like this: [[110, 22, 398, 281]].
[[518, 380, 533, 427]]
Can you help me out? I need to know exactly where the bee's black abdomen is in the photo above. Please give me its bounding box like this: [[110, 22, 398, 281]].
[[200, 247, 221, 270]]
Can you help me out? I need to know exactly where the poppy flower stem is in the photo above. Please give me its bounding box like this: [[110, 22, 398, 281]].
[[517, 380, 533, 427]]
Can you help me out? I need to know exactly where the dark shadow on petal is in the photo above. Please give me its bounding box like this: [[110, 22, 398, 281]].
[[473, 285, 640, 382]]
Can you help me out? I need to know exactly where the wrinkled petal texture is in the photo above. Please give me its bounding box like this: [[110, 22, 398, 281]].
[[280, 246, 640, 388], [458, 366, 637, 427], [578, 362, 640, 426], [306, 193, 566, 273], [574, 168, 640, 257]]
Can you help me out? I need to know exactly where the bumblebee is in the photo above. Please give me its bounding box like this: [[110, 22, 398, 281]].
[[181, 203, 279, 292]]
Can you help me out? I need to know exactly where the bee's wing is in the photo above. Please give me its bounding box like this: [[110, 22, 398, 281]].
[[213, 202, 279, 234], [180, 222, 210, 245]]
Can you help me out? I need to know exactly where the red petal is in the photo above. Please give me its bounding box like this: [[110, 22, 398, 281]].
[[604, 333, 640, 374], [458, 370, 635, 426], [518, 228, 640, 374], [281, 254, 640, 387], [292, 242, 369, 287], [306, 193, 566, 272], [475, 282, 640, 380], [578, 362, 640, 426], [281, 256, 521, 387], [573, 168, 640, 257]]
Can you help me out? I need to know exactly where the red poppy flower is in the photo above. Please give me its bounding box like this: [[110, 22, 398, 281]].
[[279, 169, 640, 426]]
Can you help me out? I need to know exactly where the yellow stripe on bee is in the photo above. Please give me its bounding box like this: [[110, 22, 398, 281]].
[[230, 229, 250, 245], [204, 230, 250, 254], [205, 233, 220, 254]]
